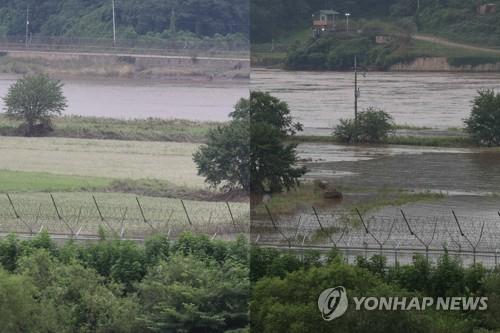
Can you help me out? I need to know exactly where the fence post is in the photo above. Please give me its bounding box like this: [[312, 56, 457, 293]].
[[180, 200, 193, 226], [265, 205, 291, 248], [50, 194, 74, 237], [136, 197, 155, 232], [226, 202, 237, 232], [6, 193, 20, 218]]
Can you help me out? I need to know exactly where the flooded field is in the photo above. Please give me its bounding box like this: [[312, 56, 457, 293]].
[[0, 75, 247, 121], [252, 69, 500, 132], [299, 143, 500, 195]]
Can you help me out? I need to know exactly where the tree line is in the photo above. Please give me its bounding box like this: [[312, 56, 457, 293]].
[[0, 231, 249, 333], [0, 0, 248, 39], [251, 0, 500, 45], [251, 247, 500, 332]]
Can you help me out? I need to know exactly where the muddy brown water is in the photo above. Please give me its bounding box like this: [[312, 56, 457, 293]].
[[252, 69, 500, 132], [299, 143, 500, 195], [0, 75, 248, 121]]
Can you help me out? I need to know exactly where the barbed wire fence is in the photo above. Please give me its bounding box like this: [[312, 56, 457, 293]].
[[0, 35, 249, 58], [253, 205, 500, 268], [0, 193, 249, 241]]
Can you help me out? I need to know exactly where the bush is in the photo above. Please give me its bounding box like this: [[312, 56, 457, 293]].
[[334, 107, 395, 143], [465, 89, 500, 146]]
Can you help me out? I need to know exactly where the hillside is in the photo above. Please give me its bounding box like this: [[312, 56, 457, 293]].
[[0, 0, 248, 40], [251, 0, 500, 70]]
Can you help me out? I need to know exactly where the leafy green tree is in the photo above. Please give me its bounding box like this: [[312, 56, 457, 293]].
[[465, 89, 500, 146], [0, 234, 22, 272], [3, 74, 67, 136], [0, 268, 41, 333], [137, 254, 249, 332], [193, 98, 250, 192], [246, 91, 307, 194], [334, 107, 394, 143], [78, 240, 146, 291]]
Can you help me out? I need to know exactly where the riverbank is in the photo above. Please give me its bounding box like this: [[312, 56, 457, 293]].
[[0, 115, 220, 143], [289, 133, 475, 148], [252, 24, 500, 72], [252, 183, 446, 218], [0, 50, 250, 82]]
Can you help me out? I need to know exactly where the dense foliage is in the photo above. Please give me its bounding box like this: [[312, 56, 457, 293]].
[[465, 89, 500, 146], [334, 107, 395, 143], [251, 247, 500, 333], [252, 0, 500, 45], [251, 0, 397, 43], [3, 74, 67, 136], [0, 0, 248, 38], [193, 98, 250, 192], [285, 35, 406, 70], [194, 93, 306, 194], [0, 232, 249, 333], [248, 92, 307, 194]]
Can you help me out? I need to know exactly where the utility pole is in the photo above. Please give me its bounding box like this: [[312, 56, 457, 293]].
[[25, 5, 29, 48], [112, 0, 116, 47], [354, 56, 359, 120]]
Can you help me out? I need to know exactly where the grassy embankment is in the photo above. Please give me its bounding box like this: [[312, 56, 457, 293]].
[[0, 114, 219, 143], [289, 133, 475, 148], [252, 19, 500, 69], [0, 52, 249, 81], [253, 183, 446, 218]]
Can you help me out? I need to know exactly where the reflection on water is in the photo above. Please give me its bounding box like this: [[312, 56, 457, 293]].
[[0, 75, 248, 121], [300, 143, 500, 195], [252, 69, 500, 131]]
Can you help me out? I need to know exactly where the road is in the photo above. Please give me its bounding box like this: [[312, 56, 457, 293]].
[[411, 34, 500, 55], [0, 46, 249, 62]]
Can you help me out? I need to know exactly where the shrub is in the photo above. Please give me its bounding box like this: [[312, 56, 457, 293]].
[[465, 89, 500, 146], [334, 107, 395, 143]]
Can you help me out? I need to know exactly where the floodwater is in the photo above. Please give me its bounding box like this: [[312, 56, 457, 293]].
[[299, 143, 500, 195], [0, 75, 248, 121], [252, 69, 500, 132]]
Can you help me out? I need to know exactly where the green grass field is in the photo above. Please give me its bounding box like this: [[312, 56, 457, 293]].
[[0, 136, 205, 188], [0, 136, 249, 238], [0, 114, 220, 143], [0, 170, 111, 193]]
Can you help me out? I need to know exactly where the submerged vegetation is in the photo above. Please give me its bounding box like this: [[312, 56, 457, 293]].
[[252, 183, 446, 217]]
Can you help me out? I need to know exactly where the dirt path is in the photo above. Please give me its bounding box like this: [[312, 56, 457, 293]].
[[412, 34, 500, 55]]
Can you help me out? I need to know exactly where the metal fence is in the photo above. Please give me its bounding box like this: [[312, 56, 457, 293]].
[[253, 205, 500, 267], [0, 193, 249, 241], [0, 35, 249, 58]]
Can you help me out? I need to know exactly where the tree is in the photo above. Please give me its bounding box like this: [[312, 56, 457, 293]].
[[246, 91, 306, 194], [137, 254, 249, 332], [465, 89, 500, 146], [334, 107, 394, 143], [3, 74, 67, 136], [193, 98, 250, 192]]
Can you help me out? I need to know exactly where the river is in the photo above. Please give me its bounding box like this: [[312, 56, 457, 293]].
[[252, 68, 500, 133], [0, 75, 248, 121]]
